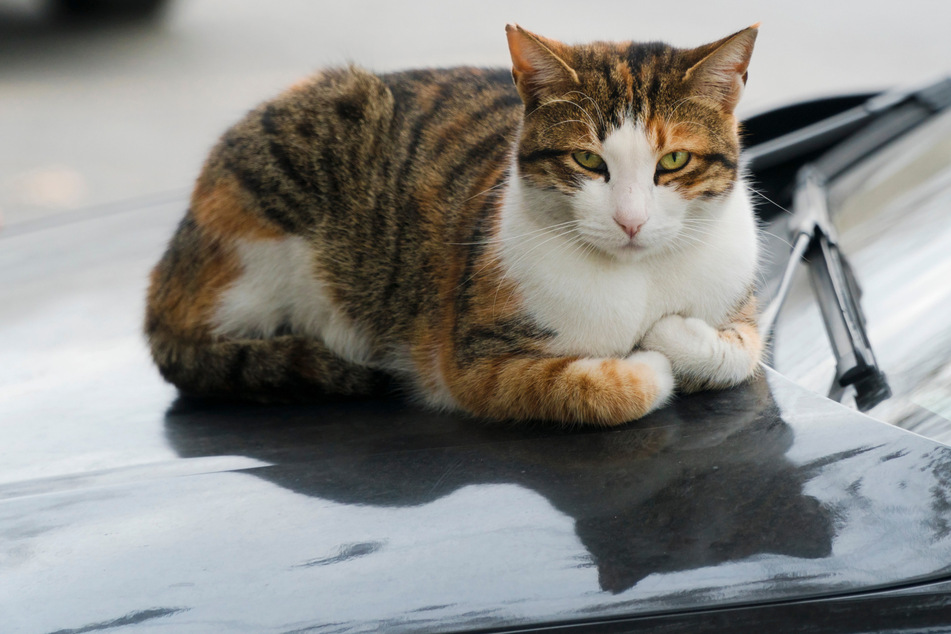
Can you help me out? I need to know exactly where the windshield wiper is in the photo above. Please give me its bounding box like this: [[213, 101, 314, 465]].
[[760, 168, 891, 412], [757, 77, 951, 412]]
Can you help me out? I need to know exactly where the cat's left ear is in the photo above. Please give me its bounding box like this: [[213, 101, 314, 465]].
[[683, 24, 759, 113]]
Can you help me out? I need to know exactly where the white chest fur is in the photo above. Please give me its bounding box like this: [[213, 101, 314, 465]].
[[499, 185, 759, 358]]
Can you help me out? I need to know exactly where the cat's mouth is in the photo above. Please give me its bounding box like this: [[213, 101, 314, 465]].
[[590, 237, 650, 261], [611, 233, 652, 255], [618, 239, 646, 251], [573, 226, 656, 260]]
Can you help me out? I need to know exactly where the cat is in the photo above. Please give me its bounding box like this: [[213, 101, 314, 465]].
[[145, 24, 763, 426]]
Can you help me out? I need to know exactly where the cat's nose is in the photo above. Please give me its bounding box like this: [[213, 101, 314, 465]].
[[614, 215, 645, 238]]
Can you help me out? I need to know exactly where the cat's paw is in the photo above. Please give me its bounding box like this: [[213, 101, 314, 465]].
[[625, 350, 675, 413], [641, 315, 750, 390], [642, 315, 715, 357]]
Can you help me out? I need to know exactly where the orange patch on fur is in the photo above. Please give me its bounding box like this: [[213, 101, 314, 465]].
[[450, 355, 662, 426], [728, 294, 759, 325], [192, 175, 284, 241], [146, 240, 242, 339], [615, 60, 635, 105], [645, 116, 668, 151], [645, 115, 714, 155]]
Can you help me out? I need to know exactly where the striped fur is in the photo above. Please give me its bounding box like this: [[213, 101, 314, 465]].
[[145, 25, 763, 424]]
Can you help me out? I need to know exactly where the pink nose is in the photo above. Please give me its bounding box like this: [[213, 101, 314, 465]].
[[614, 216, 645, 238]]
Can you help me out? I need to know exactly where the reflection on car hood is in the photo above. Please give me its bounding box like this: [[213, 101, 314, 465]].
[[3, 190, 951, 632]]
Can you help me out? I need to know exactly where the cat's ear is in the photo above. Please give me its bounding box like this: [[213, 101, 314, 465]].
[[683, 24, 759, 113], [505, 24, 580, 104]]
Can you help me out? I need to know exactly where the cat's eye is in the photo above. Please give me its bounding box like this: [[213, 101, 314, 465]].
[[572, 151, 607, 173], [658, 151, 691, 172]]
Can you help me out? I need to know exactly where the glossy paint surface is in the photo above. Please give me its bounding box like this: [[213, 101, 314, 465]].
[[3, 199, 951, 633]]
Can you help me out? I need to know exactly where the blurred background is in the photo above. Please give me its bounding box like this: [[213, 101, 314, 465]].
[[1, 0, 950, 231]]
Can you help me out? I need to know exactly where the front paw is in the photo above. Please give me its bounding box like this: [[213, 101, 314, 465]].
[[625, 350, 676, 413], [642, 315, 715, 360], [641, 315, 749, 391]]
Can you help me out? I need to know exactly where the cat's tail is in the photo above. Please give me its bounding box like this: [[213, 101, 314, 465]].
[[146, 329, 387, 403]]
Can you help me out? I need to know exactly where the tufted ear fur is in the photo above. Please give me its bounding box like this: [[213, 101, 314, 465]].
[[683, 24, 759, 113], [505, 24, 580, 105]]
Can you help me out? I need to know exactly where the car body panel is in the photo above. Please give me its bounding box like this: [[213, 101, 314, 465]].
[[4, 198, 951, 632], [0, 91, 951, 632]]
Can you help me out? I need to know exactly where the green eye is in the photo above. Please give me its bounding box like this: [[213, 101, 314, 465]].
[[572, 151, 606, 172], [658, 151, 690, 171]]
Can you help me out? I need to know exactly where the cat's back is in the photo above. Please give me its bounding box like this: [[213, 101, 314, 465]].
[[151, 66, 525, 358], [198, 66, 522, 235]]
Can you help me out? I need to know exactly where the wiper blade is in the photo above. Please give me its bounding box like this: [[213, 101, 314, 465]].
[[757, 78, 951, 411], [762, 168, 891, 412]]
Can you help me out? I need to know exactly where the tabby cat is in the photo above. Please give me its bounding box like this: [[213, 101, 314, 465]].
[[146, 24, 763, 426]]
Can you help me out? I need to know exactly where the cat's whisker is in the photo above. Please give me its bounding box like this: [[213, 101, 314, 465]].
[[679, 219, 716, 232], [664, 95, 710, 121], [745, 185, 793, 215], [673, 234, 707, 251], [448, 219, 581, 246], [673, 224, 715, 250], [666, 119, 720, 137], [495, 228, 589, 314], [531, 98, 600, 139], [541, 119, 594, 135], [461, 180, 507, 204], [579, 239, 601, 264], [565, 91, 607, 131], [499, 227, 582, 274], [678, 225, 715, 233], [462, 222, 584, 294], [759, 230, 795, 250], [533, 98, 598, 126]]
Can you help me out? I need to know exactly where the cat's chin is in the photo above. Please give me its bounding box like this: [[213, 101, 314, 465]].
[[609, 243, 648, 260], [595, 237, 689, 265], [592, 239, 661, 264]]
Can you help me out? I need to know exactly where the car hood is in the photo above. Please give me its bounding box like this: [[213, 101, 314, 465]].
[[3, 199, 951, 633]]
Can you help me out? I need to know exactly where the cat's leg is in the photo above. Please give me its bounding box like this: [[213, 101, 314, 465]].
[[639, 295, 762, 393], [441, 350, 675, 426]]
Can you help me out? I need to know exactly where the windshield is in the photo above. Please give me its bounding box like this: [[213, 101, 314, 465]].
[[767, 108, 951, 444]]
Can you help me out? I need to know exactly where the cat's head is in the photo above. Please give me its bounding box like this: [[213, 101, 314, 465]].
[[507, 24, 758, 260]]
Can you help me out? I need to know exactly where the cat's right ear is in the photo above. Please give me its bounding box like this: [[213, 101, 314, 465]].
[[505, 24, 579, 104]]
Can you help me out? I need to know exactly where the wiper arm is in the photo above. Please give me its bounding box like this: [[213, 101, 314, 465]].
[[761, 168, 891, 411]]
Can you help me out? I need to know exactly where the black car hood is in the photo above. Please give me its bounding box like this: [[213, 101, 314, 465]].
[[3, 201, 951, 633]]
